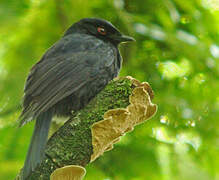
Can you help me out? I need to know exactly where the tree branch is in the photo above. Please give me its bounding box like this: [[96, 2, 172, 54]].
[[15, 76, 157, 180]]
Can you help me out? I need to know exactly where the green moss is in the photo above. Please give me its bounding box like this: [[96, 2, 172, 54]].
[[21, 78, 134, 179]]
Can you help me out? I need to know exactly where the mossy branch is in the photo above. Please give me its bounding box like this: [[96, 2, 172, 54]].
[[16, 76, 157, 180]]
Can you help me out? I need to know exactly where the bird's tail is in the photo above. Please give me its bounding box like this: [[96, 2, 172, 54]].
[[21, 111, 52, 180]]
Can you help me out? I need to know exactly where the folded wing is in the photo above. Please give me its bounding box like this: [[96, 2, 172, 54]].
[[19, 35, 116, 126]]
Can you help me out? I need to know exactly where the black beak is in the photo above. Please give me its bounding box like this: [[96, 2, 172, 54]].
[[112, 34, 135, 43], [119, 35, 135, 42]]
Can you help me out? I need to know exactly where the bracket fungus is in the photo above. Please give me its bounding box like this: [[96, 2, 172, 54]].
[[91, 76, 157, 161], [50, 165, 86, 180]]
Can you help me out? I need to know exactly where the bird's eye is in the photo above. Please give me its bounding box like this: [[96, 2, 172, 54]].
[[97, 27, 106, 35]]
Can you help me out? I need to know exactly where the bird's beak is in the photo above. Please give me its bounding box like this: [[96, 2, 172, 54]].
[[112, 34, 135, 43], [118, 34, 135, 43]]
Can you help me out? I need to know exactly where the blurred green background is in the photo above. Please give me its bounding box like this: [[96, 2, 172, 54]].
[[0, 0, 218, 179]]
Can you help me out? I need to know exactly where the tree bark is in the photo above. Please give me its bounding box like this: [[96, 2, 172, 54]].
[[16, 77, 157, 180]]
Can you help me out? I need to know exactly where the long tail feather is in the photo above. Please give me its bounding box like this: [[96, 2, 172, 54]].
[[21, 111, 52, 180]]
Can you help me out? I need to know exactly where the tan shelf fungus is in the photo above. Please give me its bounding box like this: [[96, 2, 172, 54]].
[[50, 77, 157, 180], [50, 165, 86, 180], [91, 76, 157, 162]]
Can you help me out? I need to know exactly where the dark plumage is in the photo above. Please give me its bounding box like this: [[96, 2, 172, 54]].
[[19, 18, 134, 179]]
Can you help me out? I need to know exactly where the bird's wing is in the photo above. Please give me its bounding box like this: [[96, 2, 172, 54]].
[[19, 35, 116, 126]]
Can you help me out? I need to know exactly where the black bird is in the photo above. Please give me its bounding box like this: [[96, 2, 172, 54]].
[[19, 17, 134, 179]]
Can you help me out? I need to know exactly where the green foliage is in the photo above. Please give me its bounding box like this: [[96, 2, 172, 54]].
[[0, 0, 218, 179]]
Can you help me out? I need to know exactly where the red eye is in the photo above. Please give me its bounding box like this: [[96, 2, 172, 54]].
[[97, 27, 106, 35]]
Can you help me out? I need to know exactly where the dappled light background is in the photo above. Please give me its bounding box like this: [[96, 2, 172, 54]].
[[0, 0, 218, 179]]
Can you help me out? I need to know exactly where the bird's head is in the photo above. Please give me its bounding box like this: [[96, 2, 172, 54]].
[[64, 18, 135, 45]]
